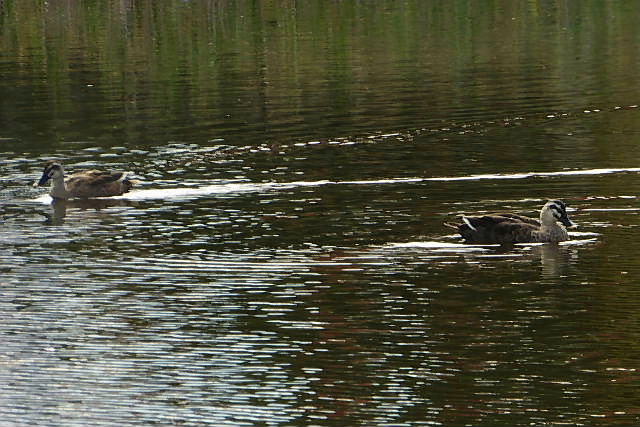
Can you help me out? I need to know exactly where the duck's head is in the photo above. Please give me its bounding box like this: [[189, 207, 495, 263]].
[[540, 199, 576, 228], [34, 161, 64, 187]]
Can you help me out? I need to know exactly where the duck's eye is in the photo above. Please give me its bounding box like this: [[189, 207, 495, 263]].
[[45, 165, 61, 174], [550, 203, 564, 214]]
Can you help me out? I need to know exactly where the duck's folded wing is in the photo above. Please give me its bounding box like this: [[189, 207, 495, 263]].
[[91, 172, 126, 185], [496, 213, 541, 226], [463, 215, 520, 229], [69, 171, 126, 185], [492, 220, 539, 243], [460, 215, 538, 244], [64, 171, 131, 198]]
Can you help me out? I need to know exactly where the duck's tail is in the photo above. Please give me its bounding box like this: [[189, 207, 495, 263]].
[[461, 216, 477, 231], [121, 175, 138, 193]]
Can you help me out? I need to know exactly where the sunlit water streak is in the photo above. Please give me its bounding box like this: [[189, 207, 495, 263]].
[[28, 166, 640, 204], [425, 167, 640, 182], [387, 236, 598, 252]]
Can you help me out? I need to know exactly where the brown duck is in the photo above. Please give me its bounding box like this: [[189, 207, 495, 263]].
[[35, 161, 134, 200], [445, 200, 576, 244]]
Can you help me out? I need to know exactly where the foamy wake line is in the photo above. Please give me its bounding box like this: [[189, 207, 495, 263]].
[[426, 167, 640, 181], [29, 167, 640, 203], [31, 181, 331, 203], [116, 181, 329, 200], [388, 237, 597, 252]]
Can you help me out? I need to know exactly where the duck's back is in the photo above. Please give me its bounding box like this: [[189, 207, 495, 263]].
[[65, 170, 132, 198], [458, 214, 540, 244], [494, 213, 541, 227]]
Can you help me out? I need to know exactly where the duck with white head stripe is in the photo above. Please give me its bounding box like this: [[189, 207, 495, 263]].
[[445, 200, 577, 245], [34, 161, 134, 200]]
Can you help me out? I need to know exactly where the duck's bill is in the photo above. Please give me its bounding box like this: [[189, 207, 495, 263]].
[[34, 173, 51, 187], [560, 216, 577, 228]]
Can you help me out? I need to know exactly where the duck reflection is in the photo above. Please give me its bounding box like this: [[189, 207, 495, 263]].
[[452, 242, 579, 279], [475, 242, 577, 279], [387, 238, 585, 280], [42, 198, 132, 224], [530, 243, 577, 279]]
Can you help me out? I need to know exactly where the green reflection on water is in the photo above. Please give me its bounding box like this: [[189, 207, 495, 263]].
[[3, 0, 640, 150]]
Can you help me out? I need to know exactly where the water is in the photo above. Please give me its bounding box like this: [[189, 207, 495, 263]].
[[2, 1, 640, 426]]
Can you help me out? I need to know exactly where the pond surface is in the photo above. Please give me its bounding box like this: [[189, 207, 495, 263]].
[[2, 1, 640, 426]]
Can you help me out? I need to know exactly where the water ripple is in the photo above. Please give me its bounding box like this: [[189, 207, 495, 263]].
[[25, 166, 640, 205]]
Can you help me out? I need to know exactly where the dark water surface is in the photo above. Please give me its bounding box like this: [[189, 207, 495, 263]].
[[2, 1, 640, 426]]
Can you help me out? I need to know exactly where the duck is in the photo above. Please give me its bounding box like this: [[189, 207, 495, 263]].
[[34, 161, 134, 200], [444, 200, 576, 245]]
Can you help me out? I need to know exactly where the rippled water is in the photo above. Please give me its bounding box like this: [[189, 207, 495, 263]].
[[3, 1, 640, 426]]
